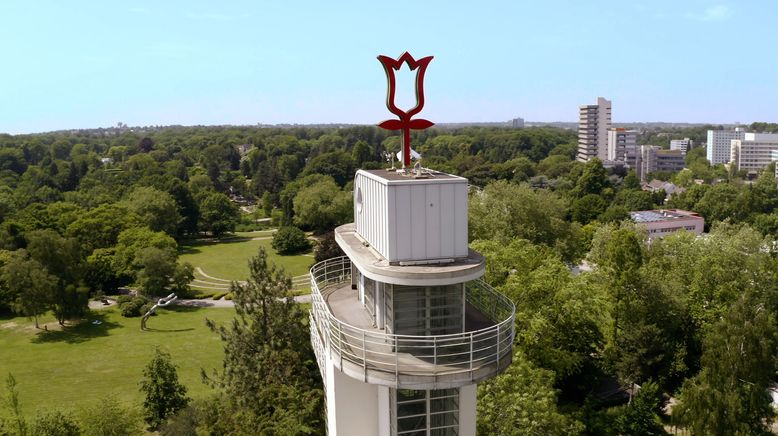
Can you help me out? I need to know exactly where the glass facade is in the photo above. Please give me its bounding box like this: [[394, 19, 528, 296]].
[[391, 284, 464, 336], [391, 388, 460, 436]]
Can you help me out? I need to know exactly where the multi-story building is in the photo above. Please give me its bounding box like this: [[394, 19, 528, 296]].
[[309, 168, 515, 436], [630, 209, 704, 240], [606, 128, 637, 163], [670, 138, 693, 154], [577, 97, 611, 162], [637, 146, 686, 180], [511, 117, 524, 128], [706, 128, 745, 165], [730, 132, 778, 172]]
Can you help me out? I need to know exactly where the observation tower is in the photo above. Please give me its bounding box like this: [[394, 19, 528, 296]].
[[308, 52, 515, 436]]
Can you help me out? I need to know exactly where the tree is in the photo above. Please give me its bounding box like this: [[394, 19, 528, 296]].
[[477, 351, 584, 435], [197, 192, 239, 237], [612, 381, 667, 436], [124, 186, 181, 236], [313, 231, 344, 263], [292, 178, 352, 233], [204, 247, 323, 433], [469, 180, 577, 261], [675, 295, 776, 435], [571, 194, 607, 224], [140, 348, 190, 430], [2, 251, 57, 328], [271, 226, 311, 255], [134, 247, 179, 296], [574, 158, 610, 197]]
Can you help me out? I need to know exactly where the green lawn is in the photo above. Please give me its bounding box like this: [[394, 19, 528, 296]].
[[0, 307, 235, 417], [179, 234, 313, 282]]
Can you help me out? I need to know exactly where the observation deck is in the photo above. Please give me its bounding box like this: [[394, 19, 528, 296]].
[[309, 257, 515, 390]]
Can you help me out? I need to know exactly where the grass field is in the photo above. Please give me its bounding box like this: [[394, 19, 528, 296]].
[[179, 231, 314, 296], [0, 307, 235, 417]]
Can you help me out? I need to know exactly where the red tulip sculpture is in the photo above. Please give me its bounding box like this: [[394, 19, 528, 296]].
[[377, 52, 434, 168]]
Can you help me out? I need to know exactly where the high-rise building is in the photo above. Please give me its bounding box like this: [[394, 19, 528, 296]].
[[670, 138, 693, 154], [730, 132, 778, 172], [309, 168, 515, 436], [606, 128, 637, 163], [706, 128, 745, 165], [511, 117, 524, 128], [577, 97, 612, 162], [638, 146, 686, 180]]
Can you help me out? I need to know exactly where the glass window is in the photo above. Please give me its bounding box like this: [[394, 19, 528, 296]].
[[393, 388, 459, 436]]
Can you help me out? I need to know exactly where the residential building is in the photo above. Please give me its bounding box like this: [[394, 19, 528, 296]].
[[630, 209, 704, 240], [577, 97, 611, 162], [606, 128, 637, 163], [310, 168, 515, 436], [511, 117, 524, 128], [730, 132, 778, 172], [706, 128, 745, 165], [670, 138, 693, 154]]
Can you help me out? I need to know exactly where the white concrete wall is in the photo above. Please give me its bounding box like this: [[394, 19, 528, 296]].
[[326, 358, 380, 436], [460, 384, 477, 436]]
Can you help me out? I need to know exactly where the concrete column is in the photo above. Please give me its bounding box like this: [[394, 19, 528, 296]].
[[460, 384, 477, 436]]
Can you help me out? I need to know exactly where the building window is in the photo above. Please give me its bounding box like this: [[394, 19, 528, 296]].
[[391, 388, 460, 436]]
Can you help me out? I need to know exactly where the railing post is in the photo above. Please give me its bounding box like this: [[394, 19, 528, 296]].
[[469, 331, 474, 381], [433, 336, 437, 374], [394, 336, 399, 384], [362, 330, 367, 382], [496, 325, 500, 367], [338, 322, 343, 369]]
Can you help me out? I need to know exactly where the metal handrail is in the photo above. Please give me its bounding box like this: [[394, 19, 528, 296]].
[[309, 256, 515, 384]]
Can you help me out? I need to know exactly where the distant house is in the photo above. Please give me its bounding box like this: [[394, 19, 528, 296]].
[[235, 143, 253, 158], [100, 157, 114, 165], [630, 209, 704, 240], [642, 179, 684, 200]]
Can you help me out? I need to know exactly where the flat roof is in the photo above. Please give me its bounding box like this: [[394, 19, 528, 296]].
[[630, 209, 701, 223], [358, 168, 465, 184]]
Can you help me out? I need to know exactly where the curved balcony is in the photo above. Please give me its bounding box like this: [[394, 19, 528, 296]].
[[309, 256, 515, 389]]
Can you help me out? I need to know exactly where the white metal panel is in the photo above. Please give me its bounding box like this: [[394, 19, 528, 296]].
[[454, 183, 469, 256], [425, 184, 441, 259], [394, 186, 412, 261], [410, 184, 427, 259], [439, 183, 454, 256]]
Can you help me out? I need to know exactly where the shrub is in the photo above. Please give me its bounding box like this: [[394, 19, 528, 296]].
[[212, 292, 226, 300], [271, 226, 311, 255], [30, 410, 80, 436], [116, 295, 134, 305], [140, 302, 156, 317], [224, 293, 233, 301], [119, 295, 151, 317], [78, 396, 142, 436]]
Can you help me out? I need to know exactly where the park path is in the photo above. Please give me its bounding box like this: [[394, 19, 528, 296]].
[[174, 294, 311, 308]]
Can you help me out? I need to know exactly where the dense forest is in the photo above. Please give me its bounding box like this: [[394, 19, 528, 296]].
[[1, 123, 778, 434]]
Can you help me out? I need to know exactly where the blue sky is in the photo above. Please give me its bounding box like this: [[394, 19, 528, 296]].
[[0, 0, 775, 133]]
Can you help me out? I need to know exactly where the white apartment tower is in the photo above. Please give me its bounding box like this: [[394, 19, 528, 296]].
[[706, 128, 745, 165], [577, 97, 612, 162], [309, 169, 515, 436]]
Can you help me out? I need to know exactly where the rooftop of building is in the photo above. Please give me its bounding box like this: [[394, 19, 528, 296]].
[[335, 223, 484, 284], [630, 209, 702, 223], [358, 168, 465, 184]]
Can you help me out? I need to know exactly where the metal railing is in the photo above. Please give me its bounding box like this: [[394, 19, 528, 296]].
[[309, 256, 515, 387]]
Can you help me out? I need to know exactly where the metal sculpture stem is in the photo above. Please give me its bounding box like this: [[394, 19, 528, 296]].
[[141, 293, 178, 330]]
